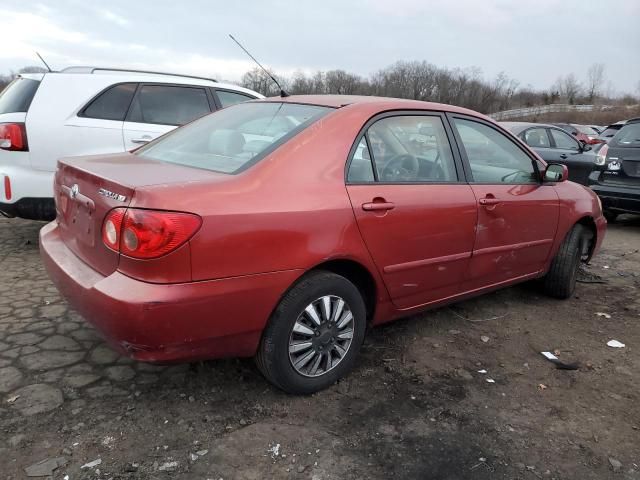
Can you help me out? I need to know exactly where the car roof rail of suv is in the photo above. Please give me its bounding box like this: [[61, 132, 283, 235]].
[[59, 66, 217, 83]]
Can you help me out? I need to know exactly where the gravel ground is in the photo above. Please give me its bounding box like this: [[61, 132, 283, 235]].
[[1, 215, 639, 480]]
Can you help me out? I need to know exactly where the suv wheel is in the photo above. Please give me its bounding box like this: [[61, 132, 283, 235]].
[[542, 224, 586, 299], [256, 271, 366, 394]]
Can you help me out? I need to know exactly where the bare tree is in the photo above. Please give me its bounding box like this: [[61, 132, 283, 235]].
[[553, 73, 582, 104], [586, 63, 605, 102]]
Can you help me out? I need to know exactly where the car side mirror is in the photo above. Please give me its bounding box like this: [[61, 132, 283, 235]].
[[544, 164, 568, 182], [581, 143, 592, 152]]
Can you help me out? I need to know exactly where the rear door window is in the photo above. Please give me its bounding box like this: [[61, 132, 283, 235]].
[[611, 123, 640, 148], [216, 90, 256, 108], [127, 85, 212, 126], [523, 128, 551, 148], [0, 77, 41, 114], [81, 83, 137, 121]]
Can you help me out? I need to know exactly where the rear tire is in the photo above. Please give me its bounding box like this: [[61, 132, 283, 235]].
[[542, 224, 586, 299], [256, 271, 366, 394]]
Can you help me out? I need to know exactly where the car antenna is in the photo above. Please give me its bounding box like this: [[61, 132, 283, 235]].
[[228, 34, 289, 97], [35, 52, 53, 72]]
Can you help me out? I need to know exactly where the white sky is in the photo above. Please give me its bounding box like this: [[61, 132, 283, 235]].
[[1, 0, 638, 94]]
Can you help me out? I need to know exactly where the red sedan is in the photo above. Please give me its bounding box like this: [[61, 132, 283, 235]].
[[41, 96, 606, 394]]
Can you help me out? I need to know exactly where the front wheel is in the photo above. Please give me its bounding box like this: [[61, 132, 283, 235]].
[[256, 271, 366, 394], [542, 224, 587, 299]]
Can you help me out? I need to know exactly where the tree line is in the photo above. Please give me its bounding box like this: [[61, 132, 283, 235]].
[[242, 61, 639, 114]]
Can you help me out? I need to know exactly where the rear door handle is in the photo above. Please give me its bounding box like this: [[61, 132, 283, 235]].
[[362, 202, 395, 211], [479, 198, 501, 206], [560, 154, 568, 159], [131, 137, 152, 144]]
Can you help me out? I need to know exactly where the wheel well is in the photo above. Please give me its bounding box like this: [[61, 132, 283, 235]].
[[577, 216, 597, 261], [311, 260, 377, 322]]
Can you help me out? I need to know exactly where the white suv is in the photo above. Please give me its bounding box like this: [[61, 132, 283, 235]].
[[0, 67, 263, 220]]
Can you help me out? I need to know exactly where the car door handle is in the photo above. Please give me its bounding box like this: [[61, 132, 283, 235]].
[[131, 137, 152, 144], [559, 154, 568, 159], [362, 202, 395, 211], [479, 197, 501, 206]]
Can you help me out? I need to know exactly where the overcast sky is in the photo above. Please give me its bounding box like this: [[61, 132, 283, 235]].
[[1, 0, 638, 94]]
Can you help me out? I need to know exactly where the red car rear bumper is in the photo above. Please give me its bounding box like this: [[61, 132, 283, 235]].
[[40, 221, 302, 363]]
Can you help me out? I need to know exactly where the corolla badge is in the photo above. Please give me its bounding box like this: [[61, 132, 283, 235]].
[[98, 188, 127, 202], [70, 184, 79, 199]]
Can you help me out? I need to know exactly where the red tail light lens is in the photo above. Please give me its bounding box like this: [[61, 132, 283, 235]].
[[102, 208, 201, 259], [0, 123, 28, 151]]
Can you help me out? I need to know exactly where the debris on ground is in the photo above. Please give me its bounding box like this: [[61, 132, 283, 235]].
[[25, 457, 67, 477], [486, 379, 495, 384], [607, 340, 626, 348], [595, 312, 612, 319], [538, 384, 548, 390], [608, 457, 623, 473], [158, 461, 178, 471], [267, 443, 281, 459], [540, 351, 580, 370], [80, 458, 102, 469], [480, 336, 490, 343]]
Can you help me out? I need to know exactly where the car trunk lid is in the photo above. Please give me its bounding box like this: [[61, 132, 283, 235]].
[[602, 145, 640, 186], [55, 152, 224, 276]]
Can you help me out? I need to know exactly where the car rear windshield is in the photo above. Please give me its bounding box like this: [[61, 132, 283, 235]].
[[0, 77, 41, 114], [136, 102, 333, 174], [611, 124, 640, 148]]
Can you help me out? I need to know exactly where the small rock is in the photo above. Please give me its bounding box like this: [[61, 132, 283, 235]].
[[25, 457, 67, 476], [158, 461, 178, 471], [239, 419, 247, 426], [81, 458, 102, 469], [449, 329, 461, 335], [608, 457, 622, 473], [298, 465, 307, 473], [8, 434, 26, 447], [480, 335, 490, 343]]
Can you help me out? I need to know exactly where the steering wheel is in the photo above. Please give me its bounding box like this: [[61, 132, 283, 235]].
[[381, 154, 419, 182]]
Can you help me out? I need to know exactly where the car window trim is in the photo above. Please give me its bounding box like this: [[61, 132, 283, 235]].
[[446, 113, 543, 186], [344, 110, 467, 186], [77, 82, 139, 121], [124, 82, 214, 127]]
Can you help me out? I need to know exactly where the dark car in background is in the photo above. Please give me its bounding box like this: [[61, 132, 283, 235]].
[[589, 119, 640, 221], [502, 122, 595, 185], [598, 118, 640, 144]]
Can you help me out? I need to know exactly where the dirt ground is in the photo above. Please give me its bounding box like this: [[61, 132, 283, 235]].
[[1, 215, 639, 480]]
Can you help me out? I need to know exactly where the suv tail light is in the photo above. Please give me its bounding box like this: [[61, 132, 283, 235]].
[[0, 123, 28, 151], [102, 208, 201, 259], [595, 144, 608, 166]]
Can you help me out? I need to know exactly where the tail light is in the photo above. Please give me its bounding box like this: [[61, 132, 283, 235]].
[[595, 144, 608, 166], [102, 208, 201, 259], [0, 123, 28, 151]]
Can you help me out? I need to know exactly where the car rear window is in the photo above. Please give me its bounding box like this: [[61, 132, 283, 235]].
[[0, 77, 41, 114], [601, 125, 622, 138], [611, 124, 640, 148], [136, 102, 332, 174]]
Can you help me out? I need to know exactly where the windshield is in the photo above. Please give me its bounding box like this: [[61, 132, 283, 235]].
[[611, 124, 640, 148], [0, 77, 41, 114], [137, 102, 332, 174]]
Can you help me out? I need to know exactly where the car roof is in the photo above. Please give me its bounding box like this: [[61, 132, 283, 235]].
[[48, 66, 263, 98], [500, 121, 555, 133], [260, 94, 490, 117]]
